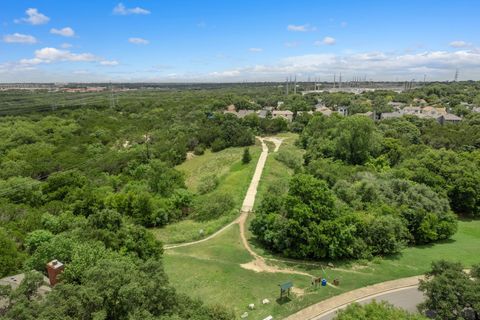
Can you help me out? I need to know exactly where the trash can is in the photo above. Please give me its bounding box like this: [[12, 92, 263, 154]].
[[321, 279, 327, 286]]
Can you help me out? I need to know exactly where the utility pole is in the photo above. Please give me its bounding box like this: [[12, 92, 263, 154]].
[[294, 75, 297, 94], [109, 82, 115, 109], [333, 74, 336, 89], [339, 73, 342, 88]]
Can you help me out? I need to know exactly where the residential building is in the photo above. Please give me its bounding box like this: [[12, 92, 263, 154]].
[[272, 110, 293, 122], [337, 106, 348, 116], [315, 106, 333, 116], [438, 114, 462, 124]]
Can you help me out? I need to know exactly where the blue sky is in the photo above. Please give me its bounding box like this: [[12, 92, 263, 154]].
[[1, 0, 479, 82]]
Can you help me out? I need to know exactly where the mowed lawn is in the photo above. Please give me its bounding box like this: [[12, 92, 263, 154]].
[[152, 141, 262, 244], [165, 218, 480, 319]]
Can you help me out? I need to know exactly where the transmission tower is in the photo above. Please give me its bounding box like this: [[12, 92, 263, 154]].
[[454, 69, 459, 82], [294, 75, 297, 94]]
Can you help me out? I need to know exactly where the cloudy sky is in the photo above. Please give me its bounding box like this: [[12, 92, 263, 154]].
[[1, 0, 479, 82]]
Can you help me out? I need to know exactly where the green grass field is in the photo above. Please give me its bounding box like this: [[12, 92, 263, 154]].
[[161, 133, 480, 319], [152, 142, 262, 244], [165, 219, 480, 319]]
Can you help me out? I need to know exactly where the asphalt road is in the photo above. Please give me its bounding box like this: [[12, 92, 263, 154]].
[[312, 286, 425, 320]]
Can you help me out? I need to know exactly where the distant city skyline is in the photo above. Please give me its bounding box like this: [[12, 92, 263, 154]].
[[1, 0, 479, 82]]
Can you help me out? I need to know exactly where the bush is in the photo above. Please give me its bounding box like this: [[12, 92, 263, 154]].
[[194, 192, 235, 221], [211, 138, 226, 152], [193, 145, 205, 155], [275, 149, 303, 171], [197, 174, 219, 194]]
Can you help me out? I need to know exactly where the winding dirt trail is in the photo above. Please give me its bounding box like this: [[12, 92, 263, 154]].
[[165, 136, 317, 279], [237, 137, 316, 278]]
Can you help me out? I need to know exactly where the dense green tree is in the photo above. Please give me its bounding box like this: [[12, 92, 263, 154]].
[[418, 260, 480, 320], [242, 147, 252, 164], [0, 228, 24, 277], [334, 116, 381, 165]]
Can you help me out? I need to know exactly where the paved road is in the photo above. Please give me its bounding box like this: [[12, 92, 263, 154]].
[[312, 286, 424, 320]]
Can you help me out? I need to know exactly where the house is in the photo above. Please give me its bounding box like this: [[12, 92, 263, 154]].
[[272, 110, 293, 122], [315, 106, 333, 116], [337, 106, 348, 116], [380, 112, 403, 120], [402, 106, 422, 115], [422, 106, 447, 116], [257, 109, 268, 118], [226, 104, 236, 112], [438, 114, 462, 124], [0, 273, 51, 302], [357, 111, 374, 119], [388, 101, 405, 111]]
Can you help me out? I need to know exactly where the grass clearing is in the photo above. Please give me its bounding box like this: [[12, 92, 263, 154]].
[[152, 143, 261, 244], [165, 219, 480, 319], [162, 133, 480, 319]]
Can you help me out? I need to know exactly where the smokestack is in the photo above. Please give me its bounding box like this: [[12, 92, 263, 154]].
[[46, 260, 64, 286]]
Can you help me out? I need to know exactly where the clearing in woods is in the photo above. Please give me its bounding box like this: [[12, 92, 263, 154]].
[[159, 133, 480, 319]]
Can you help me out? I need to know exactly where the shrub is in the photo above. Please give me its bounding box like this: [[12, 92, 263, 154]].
[[194, 192, 235, 221], [197, 174, 219, 195], [193, 145, 205, 155], [275, 149, 303, 171], [211, 138, 226, 152]]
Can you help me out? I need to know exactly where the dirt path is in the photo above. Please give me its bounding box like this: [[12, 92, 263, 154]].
[[237, 137, 318, 279], [165, 136, 270, 250], [165, 136, 316, 279]]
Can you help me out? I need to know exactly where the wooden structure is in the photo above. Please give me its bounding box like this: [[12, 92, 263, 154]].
[[279, 281, 293, 299]]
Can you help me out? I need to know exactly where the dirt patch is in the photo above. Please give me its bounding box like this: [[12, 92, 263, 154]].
[[291, 287, 305, 296]]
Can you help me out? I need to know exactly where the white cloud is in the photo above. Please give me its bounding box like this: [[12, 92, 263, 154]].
[[3, 33, 37, 44], [203, 49, 480, 81], [100, 60, 119, 66], [50, 27, 75, 37], [322, 36, 336, 45], [60, 43, 72, 49], [113, 3, 150, 15], [249, 48, 263, 52], [449, 40, 470, 48], [34, 47, 96, 62], [128, 37, 149, 45], [19, 47, 116, 67], [287, 24, 316, 32], [15, 8, 50, 25]]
